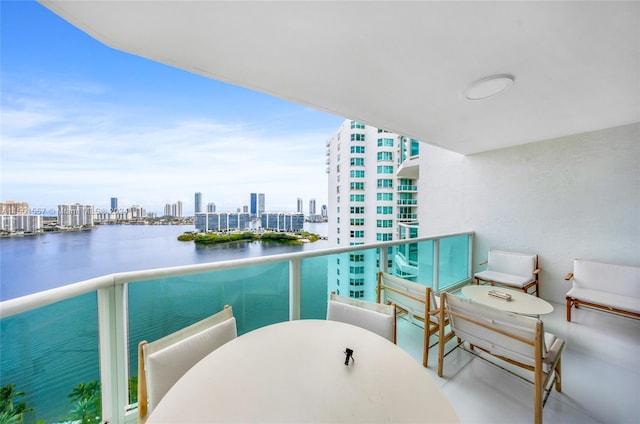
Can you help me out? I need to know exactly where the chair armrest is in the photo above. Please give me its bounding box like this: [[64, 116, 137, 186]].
[[564, 272, 573, 281], [533, 268, 541, 275]]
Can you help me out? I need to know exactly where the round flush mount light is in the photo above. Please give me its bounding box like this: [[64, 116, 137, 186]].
[[464, 74, 514, 100]]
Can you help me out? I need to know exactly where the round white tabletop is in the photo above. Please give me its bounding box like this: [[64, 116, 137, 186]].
[[461, 285, 554, 315], [148, 319, 459, 423]]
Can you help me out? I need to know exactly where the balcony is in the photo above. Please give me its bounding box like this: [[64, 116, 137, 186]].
[[1, 233, 473, 424], [396, 185, 418, 193]]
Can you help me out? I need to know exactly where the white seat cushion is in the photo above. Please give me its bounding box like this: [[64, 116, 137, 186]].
[[327, 300, 395, 342], [567, 287, 640, 314], [474, 270, 533, 288]]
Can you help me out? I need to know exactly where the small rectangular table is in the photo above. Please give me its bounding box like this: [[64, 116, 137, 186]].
[[461, 285, 553, 316]]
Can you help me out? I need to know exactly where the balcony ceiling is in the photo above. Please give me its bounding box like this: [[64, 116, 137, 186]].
[[39, 1, 639, 155]]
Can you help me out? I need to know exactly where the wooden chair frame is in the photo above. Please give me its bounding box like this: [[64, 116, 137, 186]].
[[565, 272, 640, 322], [475, 251, 541, 296], [138, 305, 234, 422], [376, 272, 454, 367], [437, 293, 563, 424]]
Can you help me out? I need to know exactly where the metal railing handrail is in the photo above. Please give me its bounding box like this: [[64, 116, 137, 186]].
[[0, 231, 473, 319]]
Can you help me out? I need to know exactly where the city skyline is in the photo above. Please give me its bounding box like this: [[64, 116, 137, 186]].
[[0, 1, 342, 216]]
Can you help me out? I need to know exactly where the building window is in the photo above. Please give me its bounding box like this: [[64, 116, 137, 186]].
[[377, 179, 393, 188], [350, 146, 365, 154], [349, 254, 365, 262], [377, 193, 393, 201], [350, 230, 364, 238], [350, 194, 365, 202], [350, 206, 365, 214], [350, 170, 365, 178], [350, 218, 365, 226], [351, 133, 366, 141], [377, 138, 394, 147], [377, 151, 393, 161], [376, 219, 393, 228], [350, 121, 366, 129], [376, 233, 393, 241], [376, 206, 393, 214], [350, 278, 365, 286], [377, 165, 394, 174], [349, 266, 365, 274], [350, 158, 364, 166], [350, 290, 365, 298], [350, 182, 364, 190]]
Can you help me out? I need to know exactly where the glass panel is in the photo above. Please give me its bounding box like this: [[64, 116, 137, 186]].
[[300, 255, 329, 319], [127, 262, 289, 404], [388, 240, 434, 285], [439, 234, 470, 290], [0, 292, 100, 424]]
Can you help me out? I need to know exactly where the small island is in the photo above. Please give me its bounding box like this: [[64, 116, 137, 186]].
[[178, 231, 320, 245]]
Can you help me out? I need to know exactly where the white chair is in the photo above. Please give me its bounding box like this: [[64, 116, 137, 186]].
[[437, 293, 564, 424], [137, 305, 237, 422], [327, 292, 396, 343], [474, 249, 541, 296], [377, 271, 453, 367]]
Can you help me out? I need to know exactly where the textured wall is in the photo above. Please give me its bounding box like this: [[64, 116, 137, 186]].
[[418, 123, 639, 303]]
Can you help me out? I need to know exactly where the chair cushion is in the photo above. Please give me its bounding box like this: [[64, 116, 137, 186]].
[[474, 270, 533, 288], [146, 317, 237, 409], [487, 250, 536, 277], [567, 287, 640, 314], [572, 259, 640, 296]]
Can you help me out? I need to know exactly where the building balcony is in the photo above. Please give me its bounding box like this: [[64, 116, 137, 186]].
[[396, 185, 418, 193], [396, 156, 420, 179], [397, 199, 418, 206]]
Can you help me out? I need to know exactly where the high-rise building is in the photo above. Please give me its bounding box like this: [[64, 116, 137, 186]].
[[258, 193, 265, 216], [326, 119, 420, 300], [163, 201, 183, 218], [309, 198, 316, 216], [195, 212, 251, 232], [0, 214, 43, 233], [261, 212, 304, 232], [0, 201, 29, 215], [321, 205, 328, 219], [194, 192, 202, 214], [206, 202, 216, 213], [250, 193, 257, 218], [110, 197, 118, 213], [296, 198, 303, 214], [58, 204, 94, 227]]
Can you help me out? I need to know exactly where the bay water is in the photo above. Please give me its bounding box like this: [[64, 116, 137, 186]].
[[0, 223, 328, 423]]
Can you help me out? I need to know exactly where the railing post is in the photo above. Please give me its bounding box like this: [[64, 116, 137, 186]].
[[289, 259, 301, 320], [380, 246, 388, 273], [433, 239, 440, 294], [97, 283, 128, 424]]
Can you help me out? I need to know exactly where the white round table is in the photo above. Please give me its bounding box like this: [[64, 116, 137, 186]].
[[148, 319, 459, 423], [461, 285, 554, 315]]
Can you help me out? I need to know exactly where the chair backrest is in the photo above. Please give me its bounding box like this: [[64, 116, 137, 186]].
[[138, 305, 237, 420], [377, 272, 437, 322], [443, 293, 545, 366], [327, 292, 396, 343], [487, 250, 537, 278]]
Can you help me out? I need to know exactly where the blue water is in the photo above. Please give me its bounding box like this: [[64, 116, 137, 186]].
[[0, 223, 329, 423], [0, 223, 329, 301]]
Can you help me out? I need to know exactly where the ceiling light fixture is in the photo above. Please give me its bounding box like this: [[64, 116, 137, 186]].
[[464, 74, 514, 100]]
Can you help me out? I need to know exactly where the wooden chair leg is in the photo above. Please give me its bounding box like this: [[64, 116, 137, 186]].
[[555, 359, 562, 392], [566, 299, 572, 322]]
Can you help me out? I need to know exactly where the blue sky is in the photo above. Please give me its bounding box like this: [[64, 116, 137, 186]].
[[1, 1, 343, 215]]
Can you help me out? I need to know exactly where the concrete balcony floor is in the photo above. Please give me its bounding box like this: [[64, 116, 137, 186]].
[[395, 295, 640, 423]]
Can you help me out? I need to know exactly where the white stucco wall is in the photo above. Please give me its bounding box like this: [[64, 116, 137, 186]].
[[418, 123, 639, 303]]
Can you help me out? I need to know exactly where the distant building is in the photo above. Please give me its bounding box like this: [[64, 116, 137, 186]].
[[258, 193, 265, 217], [130, 205, 146, 219], [250, 193, 257, 218], [0, 201, 28, 215], [194, 192, 202, 214], [261, 212, 304, 232], [297, 198, 303, 214], [0, 214, 43, 233], [321, 205, 328, 219], [309, 198, 316, 216], [110, 197, 118, 213], [206, 202, 216, 213], [195, 212, 251, 232], [58, 204, 94, 227], [164, 201, 183, 218]]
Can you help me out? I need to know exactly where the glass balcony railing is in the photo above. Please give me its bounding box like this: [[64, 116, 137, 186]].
[[396, 184, 418, 192], [0, 232, 472, 424]]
